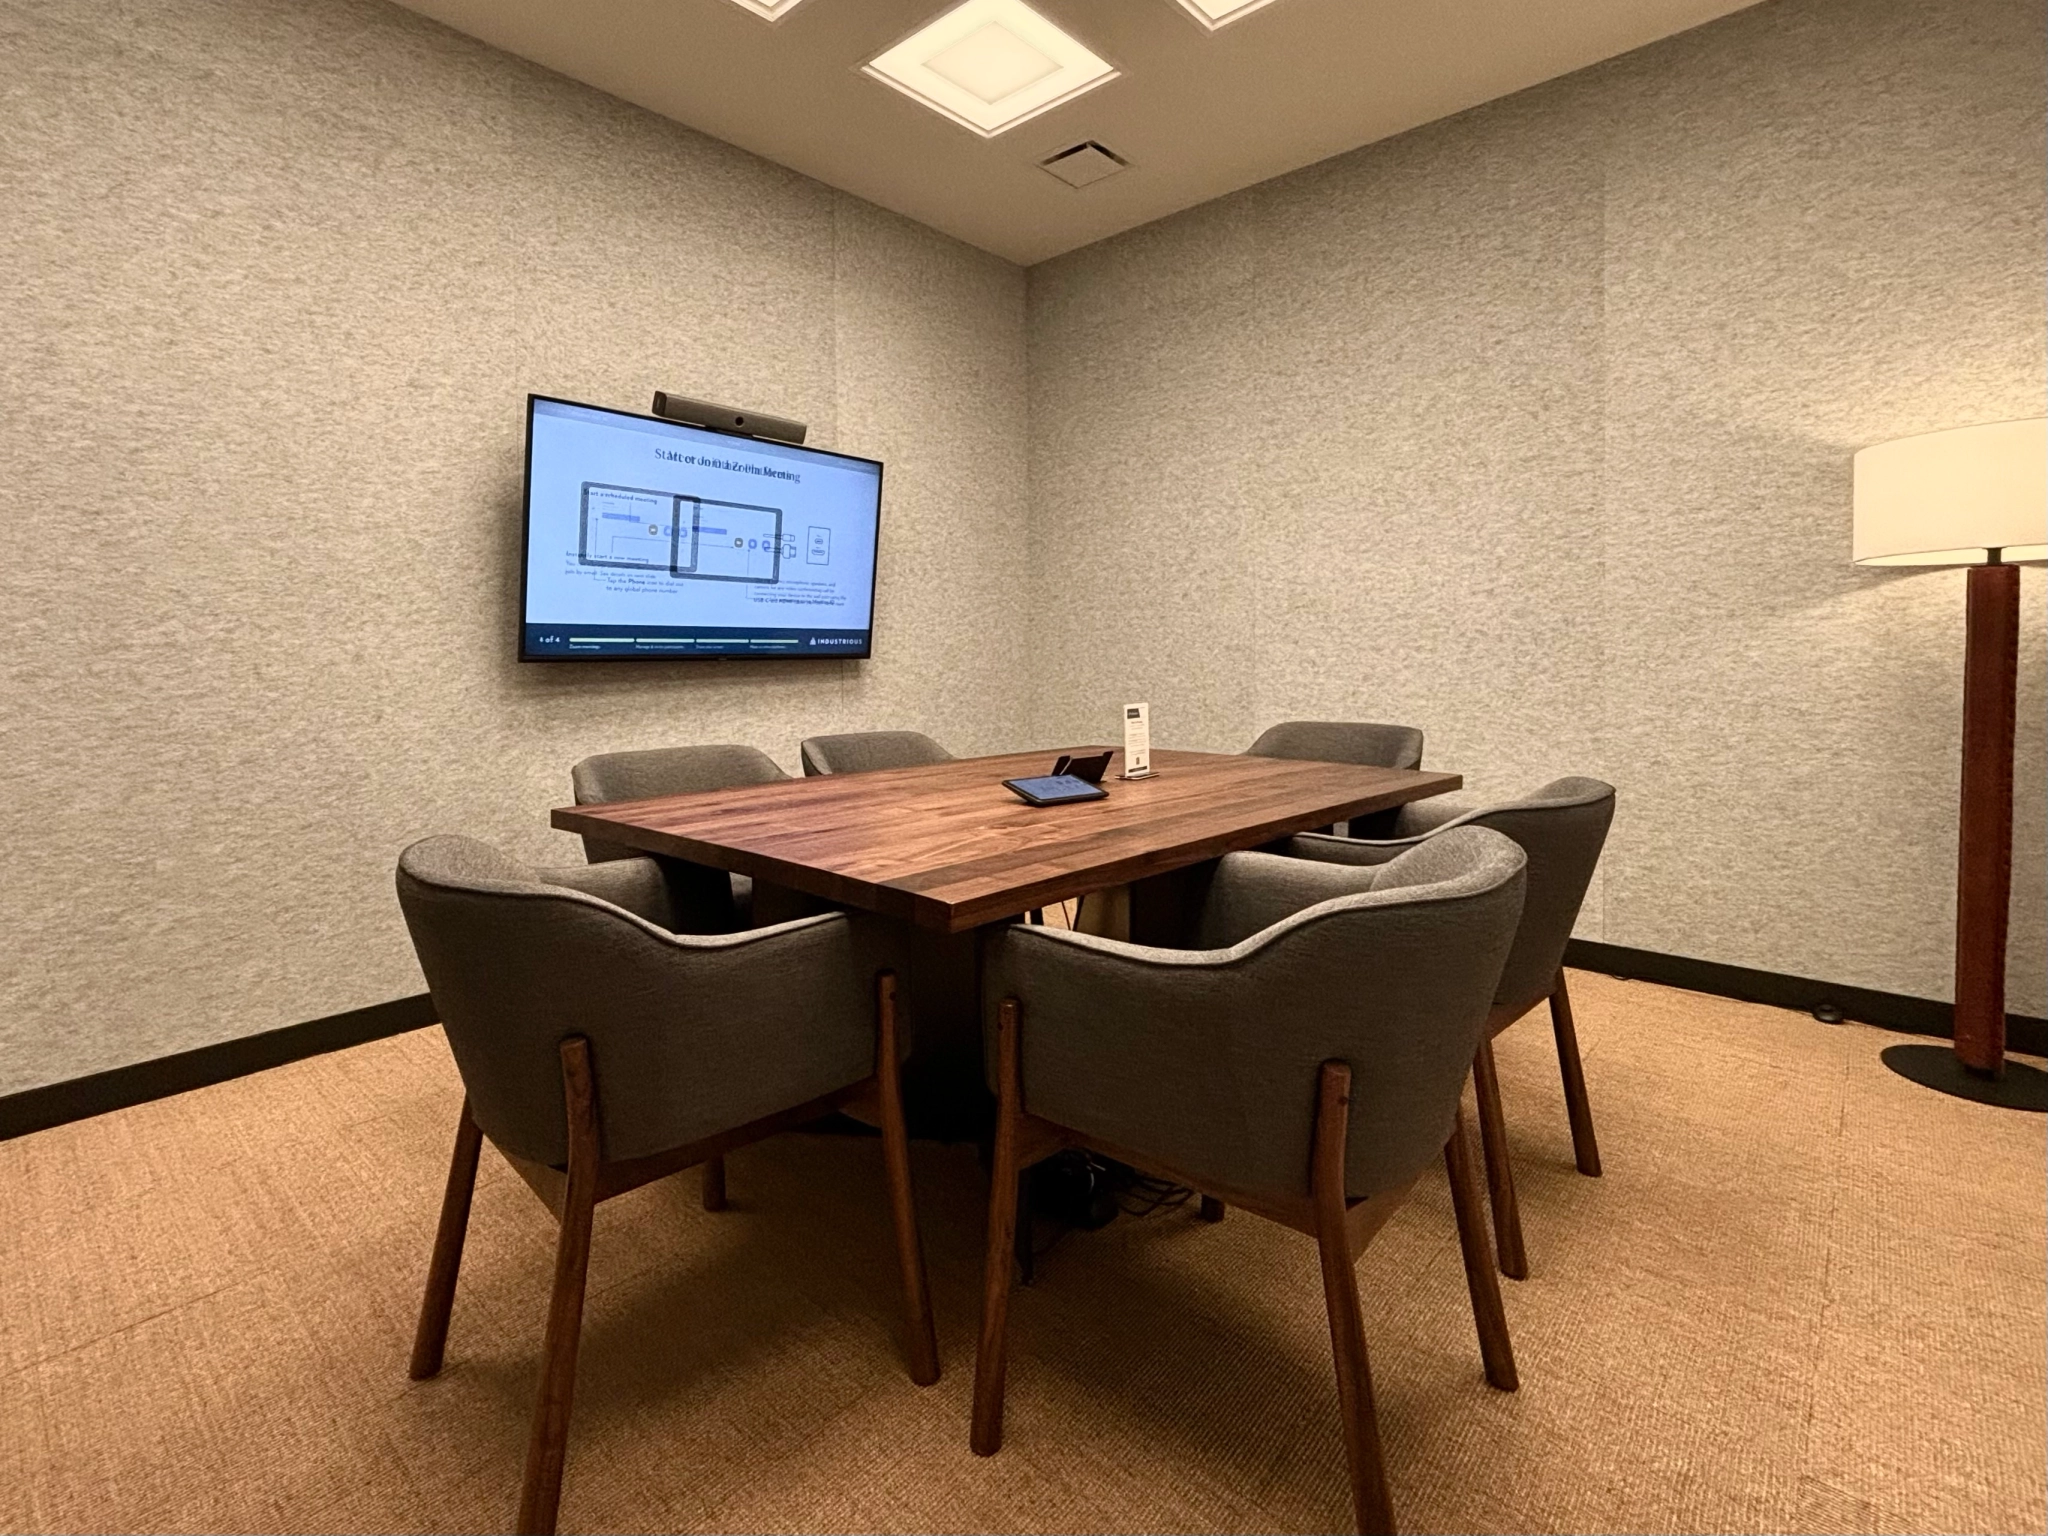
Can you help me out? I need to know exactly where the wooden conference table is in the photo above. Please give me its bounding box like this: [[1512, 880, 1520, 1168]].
[[553, 747, 1460, 1132]]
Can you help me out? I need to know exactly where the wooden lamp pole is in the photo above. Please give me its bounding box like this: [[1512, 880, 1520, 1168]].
[[1953, 557, 2020, 1076]]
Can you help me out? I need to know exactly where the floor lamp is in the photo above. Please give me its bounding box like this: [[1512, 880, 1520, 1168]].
[[1853, 417, 2046, 1110]]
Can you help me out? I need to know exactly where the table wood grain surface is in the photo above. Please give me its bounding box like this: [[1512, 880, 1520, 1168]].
[[550, 748, 1462, 934]]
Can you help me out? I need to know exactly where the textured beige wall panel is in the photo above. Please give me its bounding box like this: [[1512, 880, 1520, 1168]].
[[1026, 0, 2046, 1010], [5, 0, 2040, 1099], [0, 0, 1028, 1093]]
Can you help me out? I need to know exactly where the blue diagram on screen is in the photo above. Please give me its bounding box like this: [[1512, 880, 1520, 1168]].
[[523, 398, 882, 659]]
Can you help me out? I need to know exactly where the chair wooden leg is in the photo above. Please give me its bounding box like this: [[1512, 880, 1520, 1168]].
[[410, 1097, 484, 1381], [701, 1155, 728, 1211], [1443, 1104, 1518, 1391], [1198, 1195, 1226, 1223], [516, 1039, 602, 1536], [874, 973, 940, 1387], [1470, 1041, 1529, 1281], [1549, 971, 1602, 1178], [1014, 1169, 1035, 1286], [1311, 1062, 1395, 1536], [971, 999, 1025, 1456]]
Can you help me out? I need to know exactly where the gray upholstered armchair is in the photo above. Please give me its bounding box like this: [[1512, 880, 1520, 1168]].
[[1287, 776, 1617, 1279], [1245, 719, 1425, 836], [970, 827, 1528, 1536], [570, 743, 790, 931], [799, 729, 953, 776], [1245, 719, 1424, 770], [395, 837, 937, 1536]]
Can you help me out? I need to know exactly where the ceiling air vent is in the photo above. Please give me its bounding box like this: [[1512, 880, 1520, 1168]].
[[1039, 141, 1128, 188]]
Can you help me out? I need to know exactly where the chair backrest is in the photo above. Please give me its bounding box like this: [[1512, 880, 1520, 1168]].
[[989, 827, 1525, 1203], [396, 836, 878, 1167], [1414, 778, 1613, 1015], [570, 744, 789, 862], [799, 730, 954, 777], [1245, 720, 1424, 771]]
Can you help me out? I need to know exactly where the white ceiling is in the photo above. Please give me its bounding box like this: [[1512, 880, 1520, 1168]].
[[392, 0, 1764, 266]]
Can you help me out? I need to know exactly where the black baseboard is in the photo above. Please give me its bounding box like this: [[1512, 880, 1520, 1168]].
[[6, 946, 2044, 1141], [1565, 940, 2048, 1059], [0, 994, 437, 1142]]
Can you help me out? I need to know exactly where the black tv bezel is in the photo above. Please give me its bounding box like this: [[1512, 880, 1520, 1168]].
[[517, 392, 885, 663]]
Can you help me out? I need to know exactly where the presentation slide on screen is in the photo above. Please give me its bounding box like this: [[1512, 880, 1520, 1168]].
[[522, 398, 881, 657]]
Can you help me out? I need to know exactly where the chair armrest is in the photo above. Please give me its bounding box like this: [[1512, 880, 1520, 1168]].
[[537, 857, 675, 929], [1394, 794, 1477, 836], [1281, 791, 1482, 873], [1196, 848, 1381, 947], [1288, 792, 1482, 860], [1284, 832, 1417, 868], [542, 854, 751, 935]]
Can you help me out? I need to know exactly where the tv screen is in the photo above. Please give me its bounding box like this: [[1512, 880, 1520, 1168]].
[[519, 395, 883, 660]]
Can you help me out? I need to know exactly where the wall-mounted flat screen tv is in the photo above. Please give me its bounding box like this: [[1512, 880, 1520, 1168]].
[[520, 395, 883, 661]]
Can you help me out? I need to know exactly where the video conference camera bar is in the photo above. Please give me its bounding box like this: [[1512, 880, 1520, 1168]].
[[651, 390, 807, 446]]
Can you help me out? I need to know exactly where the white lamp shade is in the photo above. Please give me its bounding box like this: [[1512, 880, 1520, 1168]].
[[1853, 418, 2047, 566]]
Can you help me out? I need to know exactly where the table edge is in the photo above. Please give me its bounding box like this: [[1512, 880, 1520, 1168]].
[[549, 768, 1462, 933]]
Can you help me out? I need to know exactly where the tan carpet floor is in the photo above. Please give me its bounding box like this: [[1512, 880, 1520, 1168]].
[[2, 971, 2043, 1534]]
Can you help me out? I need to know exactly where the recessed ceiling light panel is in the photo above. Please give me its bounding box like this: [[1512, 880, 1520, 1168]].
[[720, 0, 809, 19], [864, 0, 1119, 137], [1172, 0, 1282, 29]]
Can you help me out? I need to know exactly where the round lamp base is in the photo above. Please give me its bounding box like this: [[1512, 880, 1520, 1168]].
[[1880, 1043, 2048, 1112]]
